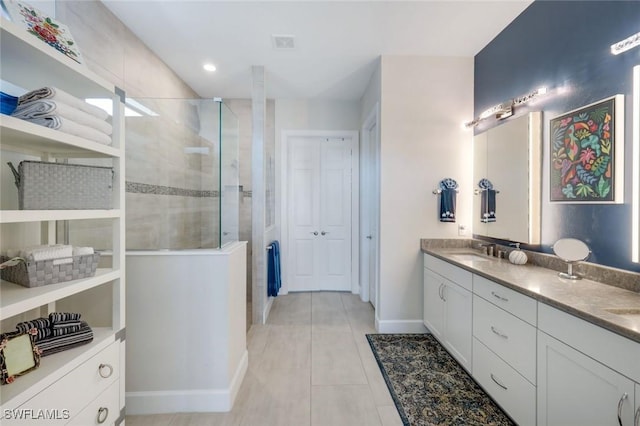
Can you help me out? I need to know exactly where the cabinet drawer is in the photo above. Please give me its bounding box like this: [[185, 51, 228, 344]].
[[538, 303, 640, 383], [473, 338, 536, 426], [473, 274, 536, 325], [424, 254, 472, 291], [68, 379, 120, 426], [473, 295, 536, 383], [19, 340, 119, 421]]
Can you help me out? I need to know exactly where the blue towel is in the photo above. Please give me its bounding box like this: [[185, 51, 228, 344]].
[[267, 241, 281, 297], [439, 189, 456, 222], [1, 92, 18, 115], [481, 189, 497, 223]]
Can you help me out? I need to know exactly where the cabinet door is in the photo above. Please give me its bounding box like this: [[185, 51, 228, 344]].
[[423, 268, 444, 340], [538, 331, 635, 426], [443, 281, 472, 371], [633, 384, 640, 426]]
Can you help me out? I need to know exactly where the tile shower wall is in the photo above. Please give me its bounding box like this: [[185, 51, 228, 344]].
[[56, 1, 218, 250], [224, 99, 276, 328]]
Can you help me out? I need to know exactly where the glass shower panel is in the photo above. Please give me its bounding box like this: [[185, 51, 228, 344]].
[[122, 97, 237, 249], [220, 101, 240, 247]]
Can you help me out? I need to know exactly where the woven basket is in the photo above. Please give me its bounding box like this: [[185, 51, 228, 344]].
[[0, 253, 100, 288], [7, 161, 113, 210]]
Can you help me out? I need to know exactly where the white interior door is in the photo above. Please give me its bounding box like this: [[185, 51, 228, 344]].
[[360, 106, 380, 307], [288, 135, 353, 292]]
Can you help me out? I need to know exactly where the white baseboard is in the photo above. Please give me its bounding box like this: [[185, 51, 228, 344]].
[[262, 297, 275, 324], [126, 350, 249, 414], [375, 319, 428, 334]]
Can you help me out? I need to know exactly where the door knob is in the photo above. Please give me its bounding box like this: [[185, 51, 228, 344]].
[[366, 235, 372, 239], [321, 231, 329, 236], [311, 231, 318, 236]]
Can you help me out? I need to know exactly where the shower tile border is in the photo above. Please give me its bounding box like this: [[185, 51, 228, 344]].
[[126, 181, 219, 198]]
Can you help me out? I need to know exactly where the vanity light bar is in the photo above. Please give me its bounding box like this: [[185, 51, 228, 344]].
[[465, 87, 548, 128], [611, 31, 640, 55]]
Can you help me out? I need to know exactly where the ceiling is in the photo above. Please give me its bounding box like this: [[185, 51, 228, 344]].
[[102, 1, 533, 101]]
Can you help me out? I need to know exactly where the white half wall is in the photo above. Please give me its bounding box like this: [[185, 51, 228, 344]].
[[377, 56, 474, 327], [125, 242, 248, 414]]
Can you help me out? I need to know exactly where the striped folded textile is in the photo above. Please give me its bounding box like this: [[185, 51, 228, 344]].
[[36, 321, 93, 357], [49, 312, 81, 323], [18, 87, 109, 121], [16, 318, 52, 341]]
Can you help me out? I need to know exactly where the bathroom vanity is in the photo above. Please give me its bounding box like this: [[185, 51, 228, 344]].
[[422, 244, 640, 426]]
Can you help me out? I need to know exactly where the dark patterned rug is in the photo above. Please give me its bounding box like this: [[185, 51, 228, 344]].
[[366, 334, 515, 426]]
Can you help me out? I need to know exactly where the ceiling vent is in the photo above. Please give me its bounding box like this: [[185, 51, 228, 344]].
[[272, 34, 296, 50]]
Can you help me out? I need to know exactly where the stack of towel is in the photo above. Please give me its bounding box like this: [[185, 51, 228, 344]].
[[16, 313, 93, 357], [11, 87, 112, 145], [5, 245, 93, 266]]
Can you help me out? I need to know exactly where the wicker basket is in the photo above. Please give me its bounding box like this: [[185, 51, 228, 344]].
[[0, 253, 100, 288], [7, 161, 114, 210]]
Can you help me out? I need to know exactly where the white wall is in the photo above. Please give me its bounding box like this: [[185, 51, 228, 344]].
[[360, 57, 382, 123], [377, 56, 474, 330]]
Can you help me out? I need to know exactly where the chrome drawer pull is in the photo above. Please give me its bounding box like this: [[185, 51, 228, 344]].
[[490, 326, 508, 339], [618, 393, 628, 426], [634, 404, 639, 426], [491, 291, 509, 302], [98, 363, 113, 378], [490, 373, 508, 390], [97, 407, 109, 424]]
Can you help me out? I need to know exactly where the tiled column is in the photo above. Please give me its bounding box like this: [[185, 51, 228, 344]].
[[251, 66, 266, 324]]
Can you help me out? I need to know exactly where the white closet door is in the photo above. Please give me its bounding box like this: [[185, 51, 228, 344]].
[[288, 135, 352, 292]]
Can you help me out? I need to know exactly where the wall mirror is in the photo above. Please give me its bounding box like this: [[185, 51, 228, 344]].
[[473, 112, 542, 244]]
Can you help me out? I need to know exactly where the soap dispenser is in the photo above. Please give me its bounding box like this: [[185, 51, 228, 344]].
[[508, 243, 528, 265]]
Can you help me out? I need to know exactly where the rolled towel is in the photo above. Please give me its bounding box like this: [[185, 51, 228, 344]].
[[52, 323, 82, 337], [18, 87, 109, 121], [21, 116, 112, 145], [12, 99, 113, 135], [73, 247, 94, 256]]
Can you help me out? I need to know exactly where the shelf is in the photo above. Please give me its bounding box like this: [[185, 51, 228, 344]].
[[0, 269, 120, 320], [0, 327, 116, 411], [0, 18, 114, 97], [0, 209, 121, 224], [0, 115, 120, 158]]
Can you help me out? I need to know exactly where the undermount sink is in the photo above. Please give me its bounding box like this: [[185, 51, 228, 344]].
[[450, 253, 493, 262], [603, 308, 640, 319]]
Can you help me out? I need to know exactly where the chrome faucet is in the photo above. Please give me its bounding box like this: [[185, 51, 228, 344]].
[[479, 243, 496, 257]]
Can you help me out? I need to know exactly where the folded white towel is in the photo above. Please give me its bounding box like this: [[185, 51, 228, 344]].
[[6, 245, 73, 261], [72, 247, 94, 256], [12, 100, 113, 135], [19, 87, 109, 121], [29, 245, 73, 262], [21, 116, 112, 145]]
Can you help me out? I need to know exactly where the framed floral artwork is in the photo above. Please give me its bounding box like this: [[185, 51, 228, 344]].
[[550, 95, 624, 203], [2, 0, 83, 64]]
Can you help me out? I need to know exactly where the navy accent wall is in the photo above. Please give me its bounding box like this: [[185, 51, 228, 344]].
[[474, 1, 640, 272]]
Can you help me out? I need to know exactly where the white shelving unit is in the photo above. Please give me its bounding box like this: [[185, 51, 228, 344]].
[[1, 16, 125, 425]]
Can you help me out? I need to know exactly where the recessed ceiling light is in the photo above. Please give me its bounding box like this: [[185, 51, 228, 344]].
[[203, 63, 217, 72]]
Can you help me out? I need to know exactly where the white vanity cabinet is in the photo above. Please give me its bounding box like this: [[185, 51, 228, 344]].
[[423, 254, 473, 371], [537, 304, 640, 426], [472, 275, 537, 426]]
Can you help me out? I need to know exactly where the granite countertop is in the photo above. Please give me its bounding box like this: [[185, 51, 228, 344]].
[[422, 246, 640, 344]]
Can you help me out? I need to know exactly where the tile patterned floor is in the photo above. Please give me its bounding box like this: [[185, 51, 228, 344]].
[[126, 292, 403, 426]]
